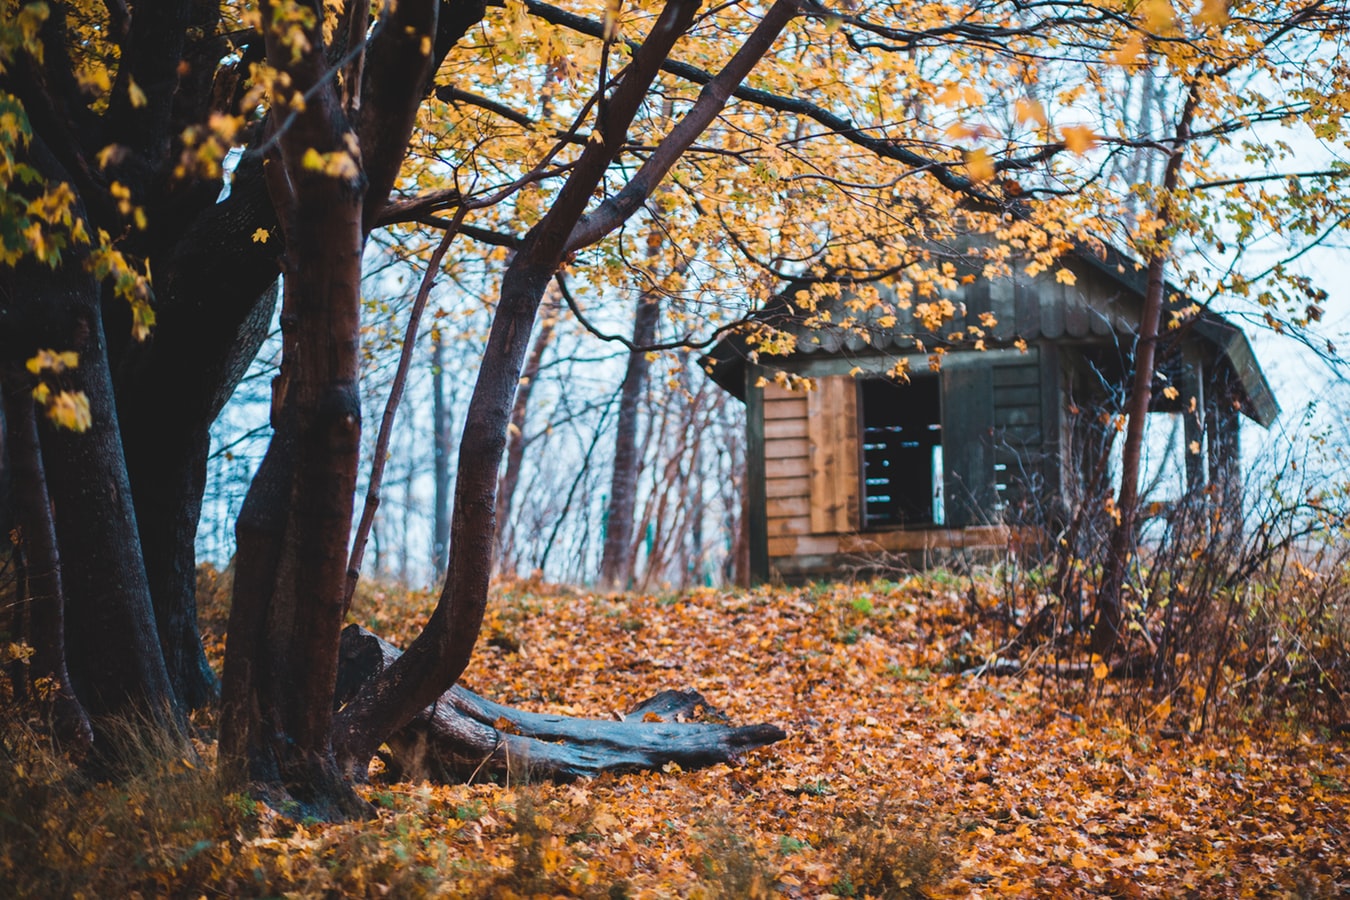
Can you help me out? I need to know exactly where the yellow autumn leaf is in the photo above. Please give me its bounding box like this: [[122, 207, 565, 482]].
[[1061, 125, 1099, 155], [1014, 97, 1047, 128], [1138, 0, 1178, 32], [46, 390, 92, 432], [1110, 31, 1148, 69], [252, 228, 271, 243], [1196, 0, 1229, 27], [127, 78, 147, 109], [26, 349, 78, 374], [95, 144, 127, 170], [1163, 385, 1180, 400], [965, 147, 995, 183], [1055, 267, 1077, 285]]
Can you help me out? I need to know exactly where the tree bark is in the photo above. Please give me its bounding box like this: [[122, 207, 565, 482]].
[[23, 262, 184, 735], [495, 285, 559, 569], [599, 290, 661, 589], [1091, 85, 1199, 658], [114, 163, 284, 710], [0, 366, 93, 750], [219, 0, 435, 817], [432, 336, 452, 573]]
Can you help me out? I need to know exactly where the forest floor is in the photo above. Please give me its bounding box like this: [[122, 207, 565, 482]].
[[7, 572, 1350, 897]]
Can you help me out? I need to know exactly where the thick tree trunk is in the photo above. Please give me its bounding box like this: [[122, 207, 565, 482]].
[[22, 263, 185, 735], [218, 15, 378, 819], [114, 164, 284, 710], [0, 367, 93, 749], [598, 291, 660, 589], [338, 625, 785, 782]]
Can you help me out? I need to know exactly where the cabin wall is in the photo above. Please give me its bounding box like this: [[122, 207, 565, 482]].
[[747, 353, 1046, 583], [762, 384, 811, 542]]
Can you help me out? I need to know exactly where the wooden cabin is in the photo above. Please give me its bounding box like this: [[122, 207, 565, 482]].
[[702, 245, 1279, 583]]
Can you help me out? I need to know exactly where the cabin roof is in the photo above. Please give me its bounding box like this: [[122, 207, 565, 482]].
[[702, 244, 1279, 428]]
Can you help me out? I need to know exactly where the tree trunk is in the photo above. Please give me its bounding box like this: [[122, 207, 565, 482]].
[[218, 20, 373, 819], [495, 285, 559, 570], [113, 166, 284, 710], [338, 625, 784, 783], [28, 265, 185, 735], [0, 366, 93, 750], [1091, 86, 1198, 658], [432, 336, 452, 573], [598, 290, 660, 589]]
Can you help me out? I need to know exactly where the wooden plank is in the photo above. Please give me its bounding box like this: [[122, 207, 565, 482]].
[[994, 406, 1039, 428], [765, 436, 810, 459], [839, 526, 1019, 553], [763, 397, 806, 420], [766, 496, 811, 519], [768, 534, 842, 557], [806, 376, 861, 534], [766, 476, 810, 500], [765, 455, 810, 480], [765, 418, 809, 440], [993, 385, 1041, 407], [769, 553, 848, 581], [992, 362, 1040, 387], [767, 515, 812, 537]]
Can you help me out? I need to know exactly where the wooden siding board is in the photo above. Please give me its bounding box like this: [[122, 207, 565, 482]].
[[1041, 280, 1066, 339], [766, 476, 810, 500], [765, 436, 810, 458], [768, 534, 843, 557], [767, 515, 812, 537], [1014, 278, 1040, 337], [764, 394, 806, 416], [765, 418, 809, 440], [765, 456, 810, 480], [766, 496, 811, 519], [807, 376, 861, 533], [994, 406, 1039, 428]]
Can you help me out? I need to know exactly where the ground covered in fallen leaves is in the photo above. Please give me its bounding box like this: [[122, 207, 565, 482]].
[[7, 574, 1349, 897]]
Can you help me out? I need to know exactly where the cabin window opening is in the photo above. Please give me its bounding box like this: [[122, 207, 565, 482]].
[[861, 377, 943, 528]]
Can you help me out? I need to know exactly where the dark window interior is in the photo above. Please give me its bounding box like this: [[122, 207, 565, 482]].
[[861, 377, 942, 528]]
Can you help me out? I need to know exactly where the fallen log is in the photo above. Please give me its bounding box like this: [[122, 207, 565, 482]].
[[336, 625, 787, 783]]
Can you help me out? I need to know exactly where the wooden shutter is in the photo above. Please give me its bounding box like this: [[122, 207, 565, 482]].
[[942, 363, 995, 527], [807, 375, 861, 533]]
